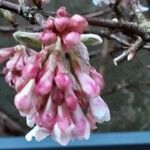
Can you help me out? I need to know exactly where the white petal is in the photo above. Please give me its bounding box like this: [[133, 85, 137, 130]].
[[26, 117, 35, 128], [84, 120, 90, 140], [25, 126, 49, 142], [90, 96, 111, 123]]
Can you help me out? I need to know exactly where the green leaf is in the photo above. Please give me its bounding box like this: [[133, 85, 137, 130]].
[[81, 33, 102, 46], [13, 31, 41, 49]]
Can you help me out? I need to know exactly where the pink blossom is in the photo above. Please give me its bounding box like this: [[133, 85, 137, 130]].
[[6, 50, 22, 71], [65, 86, 78, 111], [39, 31, 57, 46], [89, 67, 105, 92], [62, 32, 80, 50], [56, 7, 69, 17], [22, 54, 41, 79], [69, 14, 88, 33], [54, 17, 70, 32], [35, 95, 57, 131], [52, 104, 75, 145], [89, 96, 110, 123], [76, 71, 100, 98], [72, 104, 90, 140], [0, 47, 14, 63], [54, 59, 71, 90], [14, 79, 35, 112], [35, 70, 54, 95], [0, 7, 110, 146]]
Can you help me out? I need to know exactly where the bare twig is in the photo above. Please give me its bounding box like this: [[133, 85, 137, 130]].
[[113, 36, 145, 65], [0, 0, 149, 66]]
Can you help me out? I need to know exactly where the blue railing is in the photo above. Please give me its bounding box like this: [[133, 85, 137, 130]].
[[0, 131, 150, 150]]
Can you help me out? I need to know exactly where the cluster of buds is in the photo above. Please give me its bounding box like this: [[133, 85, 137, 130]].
[[39, 7, 88, 51], [0, 7, 110, 146]]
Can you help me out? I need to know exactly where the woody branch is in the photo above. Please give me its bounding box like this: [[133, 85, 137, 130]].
[[0, 0, 149, 65]]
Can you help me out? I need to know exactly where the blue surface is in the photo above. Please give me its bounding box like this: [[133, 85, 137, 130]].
[[0, 131, 150, 149]]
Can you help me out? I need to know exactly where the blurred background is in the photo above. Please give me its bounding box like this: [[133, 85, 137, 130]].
[[0, 0, 150, 137]]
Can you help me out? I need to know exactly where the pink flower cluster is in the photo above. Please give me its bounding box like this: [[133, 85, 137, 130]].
[[0, 7, 110, 146], [39, 7, 88, 51]]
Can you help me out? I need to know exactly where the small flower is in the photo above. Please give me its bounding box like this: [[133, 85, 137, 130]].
[[62, 32, 80, 50], [69, 14, 88, 33], [0, 47, 14, 63], [89, 96, 110, 123], [14, 79, 35, 112], [72, 104, 90, 140], [76, 71, 100, 98], [54, 17, 70, 32]]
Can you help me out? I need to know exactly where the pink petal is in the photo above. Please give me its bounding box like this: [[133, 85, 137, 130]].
[[14, 79, 35, 112], [89, 67, 105, 91], [22, 54, 41, 79], [52, 123, 71, 146], [6, 51, 22, 71], [65, 86, 78, 111], [0, 47, 14, 63], [35, 70, 54, 95], [77, 72, 100, 98], [55, 72, 70, 90], [72, 105, 90, 140], [57, 104, 74, 132], [35, 95, 57, 131]]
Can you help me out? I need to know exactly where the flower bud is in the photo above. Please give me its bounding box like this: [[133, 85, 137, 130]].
[[39, 31, 57, 46], [77, 72, 100, 98], [35, 70, 54, 95], [0, 47, 14, 63], [54, 17, 70, 32], [89, 96, 110, 123], [57, 104, 74, 132], [62, 32, 80, 50], [22, 54, 41, 79], [89, 67, 105, 91], [65, 87, 78, 111], [35, 95, 57, 131], [43, 17, 54, 30], [69, 14, 88, 33], [52, 104, 74, 145], [72, 104, 90, 140], [14, 79, 35, 112], [55, 72, 70, 90], [6, 51, 21, 71], [56, 7, 69, 17]]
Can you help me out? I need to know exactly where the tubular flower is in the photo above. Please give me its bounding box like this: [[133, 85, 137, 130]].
[[0, 7, 110, 146]]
